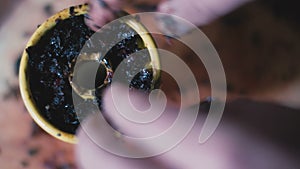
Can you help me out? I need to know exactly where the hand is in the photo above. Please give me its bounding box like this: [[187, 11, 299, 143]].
[[85, 0, 251, 34], [75, 84, 299, 169]]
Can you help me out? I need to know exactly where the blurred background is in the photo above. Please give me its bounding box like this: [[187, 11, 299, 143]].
[[0, 0, 299, 168], [0, 1, 84, 168]]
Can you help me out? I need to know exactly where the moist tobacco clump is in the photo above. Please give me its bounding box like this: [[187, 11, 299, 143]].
[[27, 15, 156, 134]]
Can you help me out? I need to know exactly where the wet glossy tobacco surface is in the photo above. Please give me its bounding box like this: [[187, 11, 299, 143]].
[[26, 15, 154, 134]]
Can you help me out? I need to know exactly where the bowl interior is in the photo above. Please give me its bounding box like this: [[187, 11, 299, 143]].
[[19, 4, 160, 143]]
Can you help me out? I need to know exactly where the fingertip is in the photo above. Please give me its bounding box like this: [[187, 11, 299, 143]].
[[157, 1, 175, 14], [103, 83, 127, 109], [84, 17, 99, 31]]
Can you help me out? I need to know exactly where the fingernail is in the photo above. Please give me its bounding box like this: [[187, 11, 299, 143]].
[[84, 14, 93, 20], [158, 2, 174, 14], [97, 0, 109, 9], [93, 24, 101, 29]]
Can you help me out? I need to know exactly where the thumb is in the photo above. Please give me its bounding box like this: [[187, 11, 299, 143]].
[[75, 84, 177, 168]]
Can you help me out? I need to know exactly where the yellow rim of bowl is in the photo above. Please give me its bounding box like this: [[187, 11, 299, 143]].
[[19, 4, 160, 144]]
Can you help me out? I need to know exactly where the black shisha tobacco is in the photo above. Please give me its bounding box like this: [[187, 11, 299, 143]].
[[26, 15, 156, 134]]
